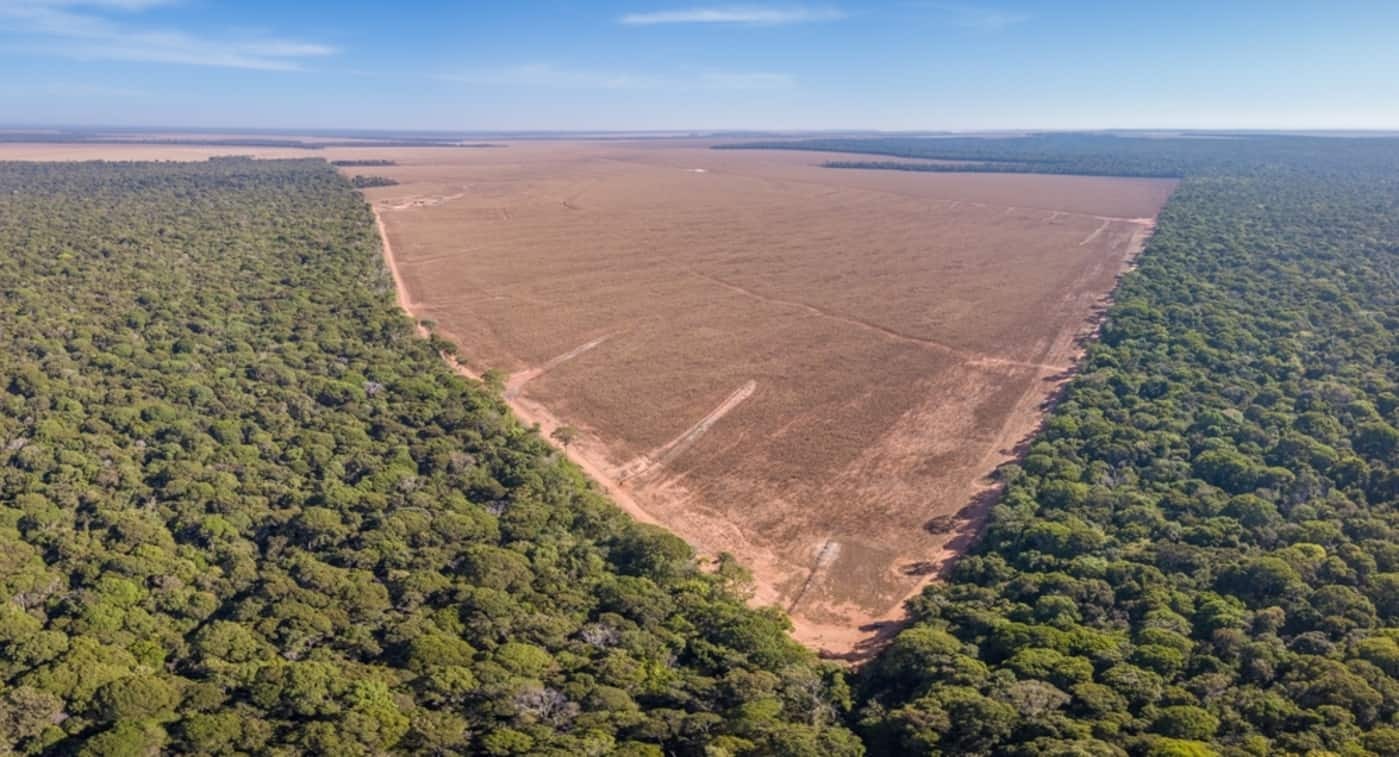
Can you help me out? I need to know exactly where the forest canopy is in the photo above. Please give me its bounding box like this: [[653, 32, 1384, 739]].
[[0, 158, 859, 756], [2, 131, 1396, 756], [349, 174, 400, 188], [768, 136, 1399, 755]]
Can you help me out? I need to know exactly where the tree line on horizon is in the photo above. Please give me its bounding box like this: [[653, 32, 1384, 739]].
[[719, 132, 1399, 179], [0, 158, 860, 755], [822, 136, 1398, 755], [349, 174, 400, 188], [0, 131, 1396, 755]]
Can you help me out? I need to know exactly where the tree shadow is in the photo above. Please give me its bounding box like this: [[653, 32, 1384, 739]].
[[819, 619, 911, 664]]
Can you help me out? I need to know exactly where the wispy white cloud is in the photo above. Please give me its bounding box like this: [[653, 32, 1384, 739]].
[[2, 0, 184, 10], [0, 0, 337, 70], [697, 71, 794, 89], [442, 64, 795, 91], [919, 3, 1030, 31], [619, 5, 845, 26], [0, 79, 151, 98], [443, 64, 666, 90]]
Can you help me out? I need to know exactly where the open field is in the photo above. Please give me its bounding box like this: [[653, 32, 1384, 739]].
[[0, 139, 1174, 655], [348, 142, 1176, 655]]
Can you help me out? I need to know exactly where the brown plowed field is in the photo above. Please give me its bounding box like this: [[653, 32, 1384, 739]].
[[0, 139, 1175, 656], [356, 142, 1174, 656]]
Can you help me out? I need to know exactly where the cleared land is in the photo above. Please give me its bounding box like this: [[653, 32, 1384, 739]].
[[353, 142, 1175, 656], [0, 140, 1174, 656]]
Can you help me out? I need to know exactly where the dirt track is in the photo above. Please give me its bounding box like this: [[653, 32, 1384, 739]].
[[373, 201, 669, 533], [0, 139, 1174, 657], [357, 142, 1173, 656]]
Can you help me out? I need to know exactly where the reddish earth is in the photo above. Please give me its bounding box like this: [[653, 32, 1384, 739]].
[[354, 141, 1173, 657], [0, 139, 1174, 657]]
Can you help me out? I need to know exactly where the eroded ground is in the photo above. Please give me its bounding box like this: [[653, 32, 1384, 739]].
[[0, 140, 1174, 656], [355, 142, 1174, 655]]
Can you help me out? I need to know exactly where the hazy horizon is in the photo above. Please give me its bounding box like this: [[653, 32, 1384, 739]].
[[6, 125, 1399, 138], [2, 1, 1397, 132]]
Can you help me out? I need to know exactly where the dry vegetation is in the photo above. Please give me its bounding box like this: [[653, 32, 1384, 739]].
[[0, 139, 1174, 656], [350, 142, 1175, 655]]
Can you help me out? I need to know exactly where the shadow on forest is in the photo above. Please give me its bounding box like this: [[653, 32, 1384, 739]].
[[820, 619, 912, 664]]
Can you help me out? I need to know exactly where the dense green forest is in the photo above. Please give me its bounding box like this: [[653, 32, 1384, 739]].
[[3, 135, 1397, 756], [349, 174, 400, 188], [802, 139, 1396, 755], [0, 159, 860, 755]]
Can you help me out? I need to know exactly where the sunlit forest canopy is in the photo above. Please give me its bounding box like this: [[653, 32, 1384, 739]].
[[0, 158, 861, 756]]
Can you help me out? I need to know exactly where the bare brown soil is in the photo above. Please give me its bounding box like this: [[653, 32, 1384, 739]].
[[354, 142, 1174, 657], [0, 139, 1175, 658]]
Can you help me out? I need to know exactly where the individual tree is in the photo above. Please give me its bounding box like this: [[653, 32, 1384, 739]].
[[550, 425, 580, 449]]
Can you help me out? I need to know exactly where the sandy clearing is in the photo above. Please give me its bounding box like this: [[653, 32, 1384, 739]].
[[506, 334, 613, 400], [0, 139, 1174, 659], [617, 379, 758, 482], [688, 266, 1076, 372], [356, 141, 1173, 657], [374, 201, 669, 533], [1079, 219, 1112, 246]]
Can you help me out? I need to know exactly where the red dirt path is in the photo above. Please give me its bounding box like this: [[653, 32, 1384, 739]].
[[357, 141, 1174, 657]]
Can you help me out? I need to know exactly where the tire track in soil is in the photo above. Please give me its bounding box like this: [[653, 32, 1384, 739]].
[[368, 163, 1168, 660], [617, 380, 758, 482], [372, 203, 665, 530], [687, 269, 1066, 373], [823, 214, 1164, 655], [787, 538, 842, 614], [1078, 219, 1112, 246], [505, 334, 613, 400]]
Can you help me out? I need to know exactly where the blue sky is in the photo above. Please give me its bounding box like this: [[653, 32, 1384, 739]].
[[1, 1, 1397, 131]]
